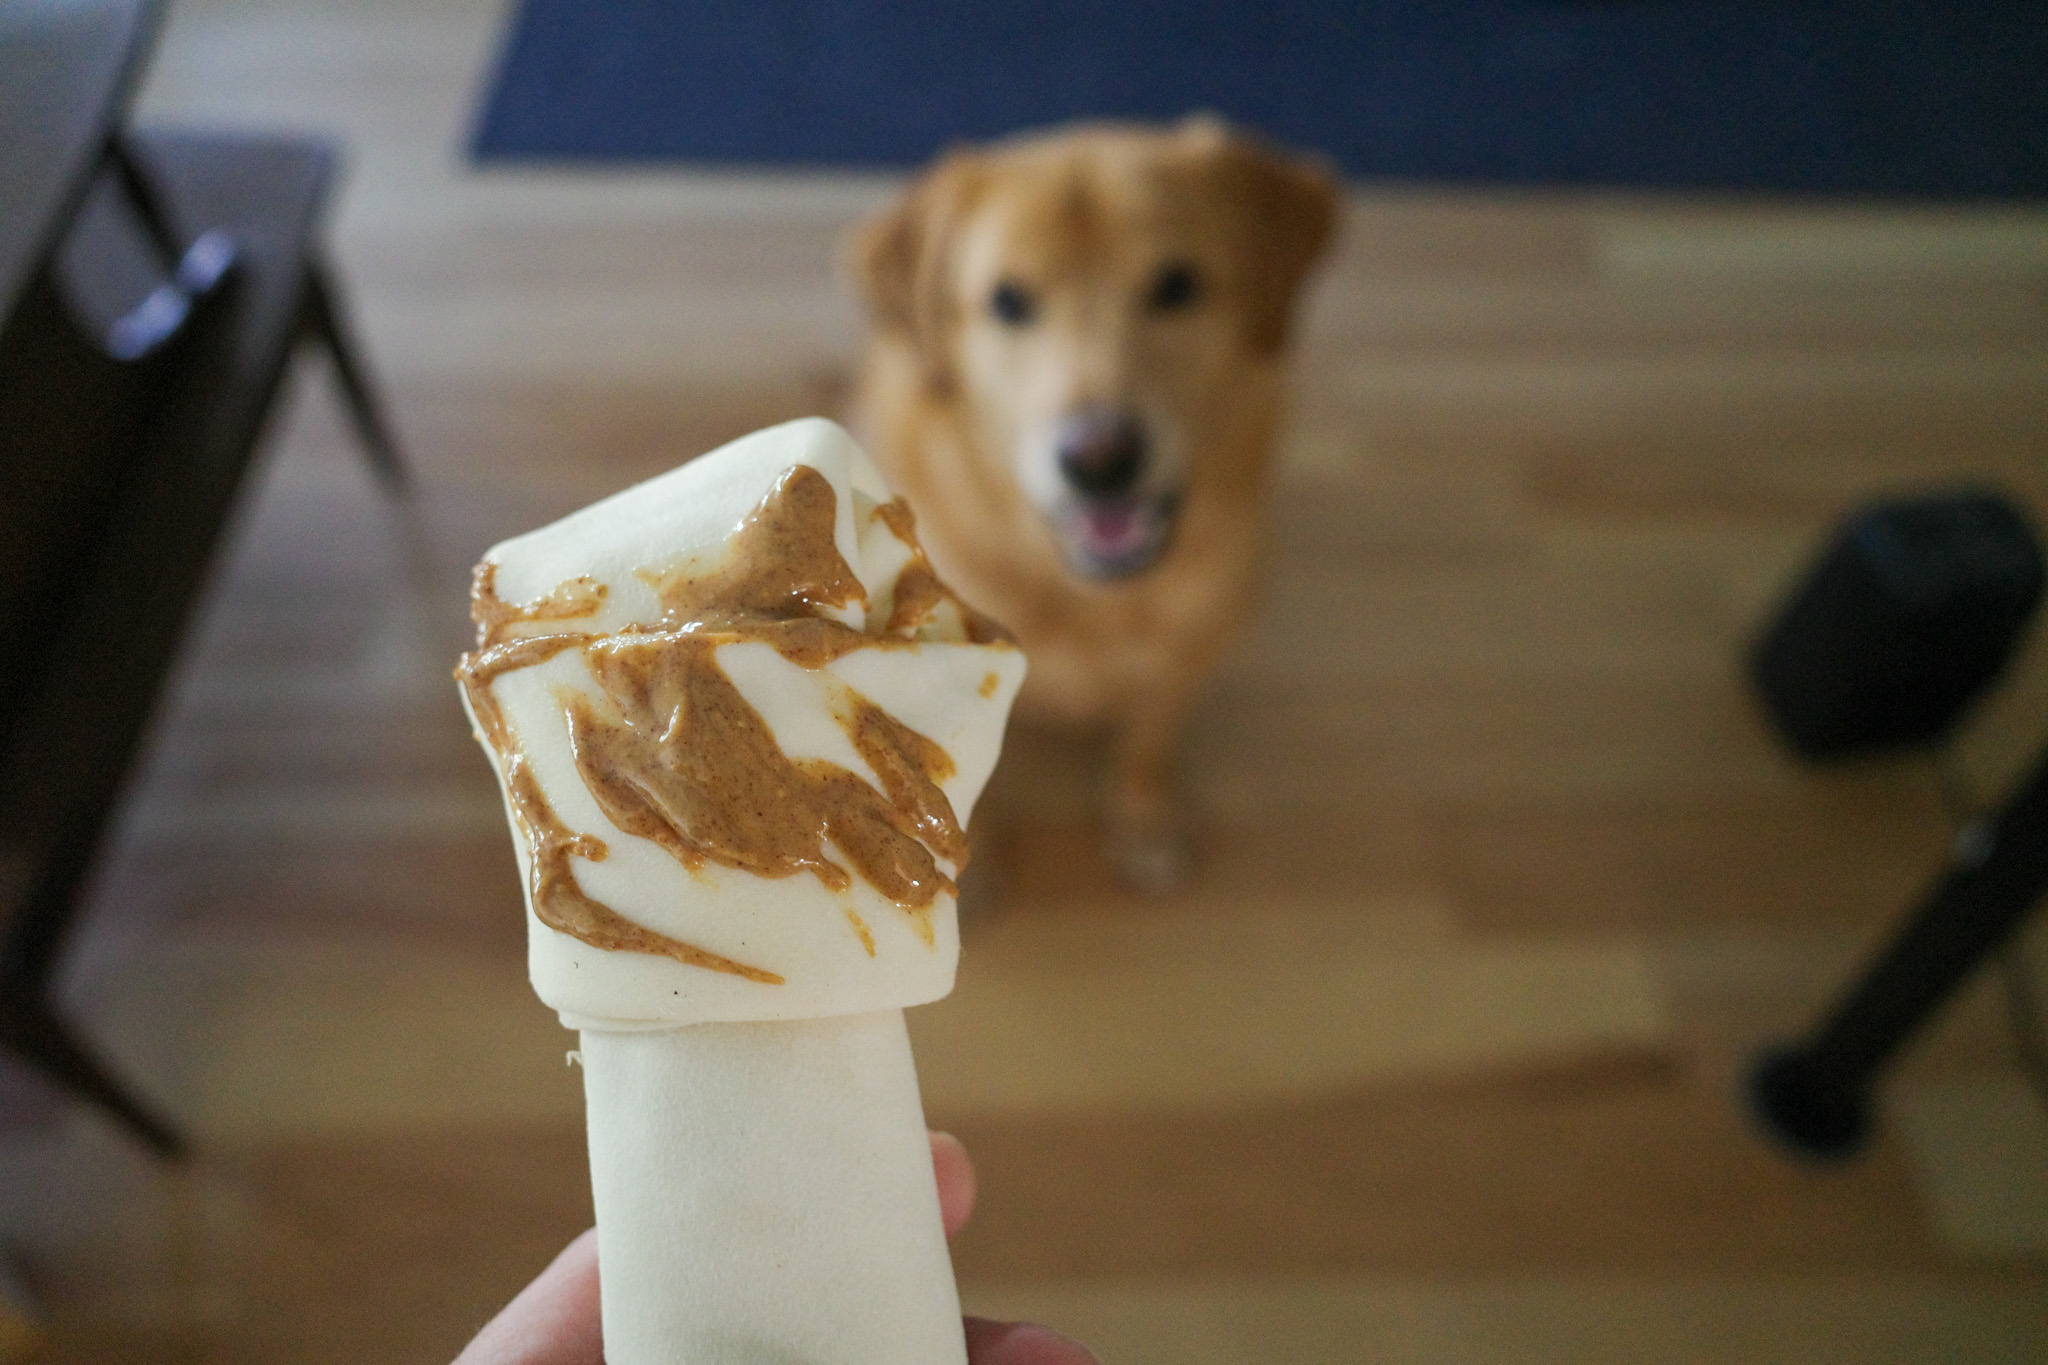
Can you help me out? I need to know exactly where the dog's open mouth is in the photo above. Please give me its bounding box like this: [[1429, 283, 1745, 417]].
[[1056, 494, 1178, 580]]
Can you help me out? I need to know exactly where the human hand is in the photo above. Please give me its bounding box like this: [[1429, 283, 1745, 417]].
[[453, 1131, 1097, 1365]]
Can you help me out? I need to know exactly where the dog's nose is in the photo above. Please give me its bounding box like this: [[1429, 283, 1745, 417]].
[[1055, 411, 1146, 497]]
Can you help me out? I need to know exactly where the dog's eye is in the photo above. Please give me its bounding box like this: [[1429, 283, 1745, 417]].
[[1147, 261, 1202, 313], [989, 280, 1037, 326]]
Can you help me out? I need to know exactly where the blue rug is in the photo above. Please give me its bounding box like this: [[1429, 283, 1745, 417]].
[[470, 2, 2048, 197]]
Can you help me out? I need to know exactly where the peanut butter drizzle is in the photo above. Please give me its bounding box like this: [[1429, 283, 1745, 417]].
[[845, 908, 876, 956], [458, 464, 1008, 979], [458, 631, 785, 984], [572, 466, 968, 917], [874, 498, 1015, 645], [470, 564, 606, 649]]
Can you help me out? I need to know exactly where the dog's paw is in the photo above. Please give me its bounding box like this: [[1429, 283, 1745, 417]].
[[1103, 793, 1194, 893]]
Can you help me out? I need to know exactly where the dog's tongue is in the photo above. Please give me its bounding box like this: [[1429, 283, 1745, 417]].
[[1080, 500, 1148, 557]]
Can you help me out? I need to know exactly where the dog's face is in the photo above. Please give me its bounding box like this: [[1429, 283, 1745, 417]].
[[855, 121, 1337, 580]]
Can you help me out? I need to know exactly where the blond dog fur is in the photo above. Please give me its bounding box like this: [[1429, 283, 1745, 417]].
[[848, 118, 1337, 887]]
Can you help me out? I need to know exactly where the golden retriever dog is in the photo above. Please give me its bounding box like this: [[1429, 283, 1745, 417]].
[[847, 117, 1337, 888]]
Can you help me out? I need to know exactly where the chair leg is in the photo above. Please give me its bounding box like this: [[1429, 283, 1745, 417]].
[[0, 989, 183, 1159], [106, 134, 186, 270], [304, 259, 409, 494]]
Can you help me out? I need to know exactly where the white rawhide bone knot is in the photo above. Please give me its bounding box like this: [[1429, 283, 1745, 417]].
[[458, 419, 1024, 1365]]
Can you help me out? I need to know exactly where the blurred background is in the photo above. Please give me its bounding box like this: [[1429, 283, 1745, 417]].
[[1, 0, 2045, 1360]]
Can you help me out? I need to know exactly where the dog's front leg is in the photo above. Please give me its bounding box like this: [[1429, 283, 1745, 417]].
[[1104, 683, 1200, 892]]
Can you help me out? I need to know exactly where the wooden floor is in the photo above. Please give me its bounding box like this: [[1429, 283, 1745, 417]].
[[5, 0, 2048, 1359]]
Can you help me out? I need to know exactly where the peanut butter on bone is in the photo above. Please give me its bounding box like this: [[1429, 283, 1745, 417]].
[[457, 465, 1011, 980]]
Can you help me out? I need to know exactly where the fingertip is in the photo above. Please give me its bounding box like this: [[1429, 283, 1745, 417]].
[[963, 1317, 1101, 1365], [453, 1228, 603, 1365], [555, 1227, 600, 1290], [930, 1130, 977, 1236]]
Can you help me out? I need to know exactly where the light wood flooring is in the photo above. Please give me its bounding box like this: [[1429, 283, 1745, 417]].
[[3, 0, 2046, 1359]]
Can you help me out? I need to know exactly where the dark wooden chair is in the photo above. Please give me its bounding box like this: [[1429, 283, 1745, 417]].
[[0, 6, 405, 1156]]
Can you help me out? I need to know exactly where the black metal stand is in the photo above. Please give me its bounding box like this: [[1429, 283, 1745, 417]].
[[1748, 742, 2048, 1159]]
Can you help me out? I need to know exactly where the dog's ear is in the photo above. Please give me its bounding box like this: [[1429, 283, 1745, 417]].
[[848, 184, 926, 337], [847, 153, 986, 394], [1185, 120, 1340, 356]]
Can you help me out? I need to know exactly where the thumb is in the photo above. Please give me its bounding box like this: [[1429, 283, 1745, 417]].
[[964, 1317, 1101, 1365]]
